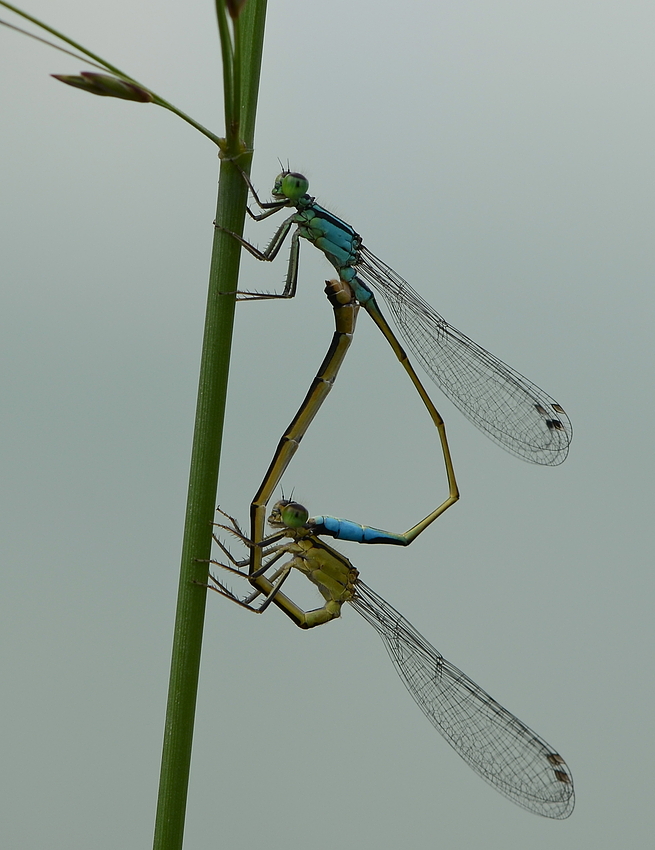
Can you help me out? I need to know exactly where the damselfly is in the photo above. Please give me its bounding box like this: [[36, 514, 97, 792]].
[[221, 169, 572, 466]]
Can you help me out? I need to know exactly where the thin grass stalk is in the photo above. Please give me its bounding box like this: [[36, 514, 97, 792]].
[[152, 3, 267, 850]]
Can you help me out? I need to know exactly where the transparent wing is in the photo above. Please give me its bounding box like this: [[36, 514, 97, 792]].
[[350, 580, 574, 818], [357, 247, 572, 465]]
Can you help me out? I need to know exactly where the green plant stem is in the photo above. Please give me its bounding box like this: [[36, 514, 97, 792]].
[[152, 3, 267, 850], [238, 2, 267, 145]]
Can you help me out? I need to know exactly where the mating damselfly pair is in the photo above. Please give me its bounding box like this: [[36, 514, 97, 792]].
[[205, 171, 574, 819]]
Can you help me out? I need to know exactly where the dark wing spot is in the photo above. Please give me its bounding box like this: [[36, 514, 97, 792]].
[[547, 753, 565, 766]]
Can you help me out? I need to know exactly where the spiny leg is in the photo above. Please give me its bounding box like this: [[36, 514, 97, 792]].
[[214, 217, 300, 300], [210, 513, 291, 573], [232, 161, 283, 215], [206, 560, 295, 613]]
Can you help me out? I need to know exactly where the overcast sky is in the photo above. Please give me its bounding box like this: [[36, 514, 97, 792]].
[[1, 2, 654, 848]]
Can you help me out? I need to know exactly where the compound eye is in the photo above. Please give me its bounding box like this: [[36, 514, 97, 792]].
[[281, 501, 309, 528], [280, 172, 309, 200]]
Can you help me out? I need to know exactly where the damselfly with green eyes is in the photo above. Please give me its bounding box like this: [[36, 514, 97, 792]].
[[205, 280, 571, 818], [207, 498, 574, 819], [220, 169, 572, 466]]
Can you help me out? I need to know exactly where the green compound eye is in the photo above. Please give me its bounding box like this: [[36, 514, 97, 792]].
[[280, 501, 309, 527], [275, 171, 309, 200]]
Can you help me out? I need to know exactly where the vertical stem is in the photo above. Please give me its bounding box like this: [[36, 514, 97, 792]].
[[152, 3, 267, 849], [238, 1, 267, 146]]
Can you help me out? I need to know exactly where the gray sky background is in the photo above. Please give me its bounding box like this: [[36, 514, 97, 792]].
[[1, 1, 653, 847]]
